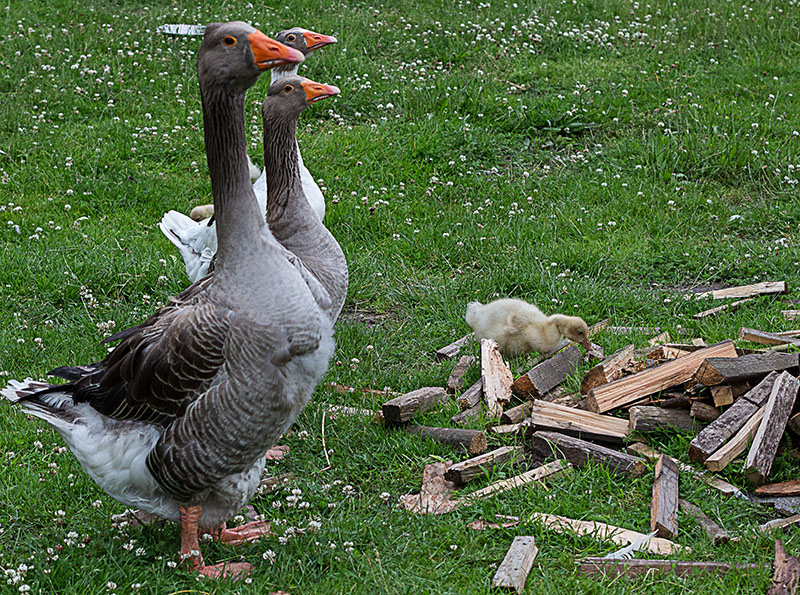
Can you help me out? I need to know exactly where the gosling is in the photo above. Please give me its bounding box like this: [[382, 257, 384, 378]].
[[465, 298, 591, 356]]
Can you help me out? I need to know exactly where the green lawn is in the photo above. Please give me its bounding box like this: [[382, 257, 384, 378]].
[[1, 0, 799, 592]]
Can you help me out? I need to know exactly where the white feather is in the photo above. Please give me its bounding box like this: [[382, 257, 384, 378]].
[[602, 530, 658, 559]]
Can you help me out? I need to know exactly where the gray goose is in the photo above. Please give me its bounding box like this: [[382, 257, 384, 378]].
[[2, 22, 331, 580], [261, 75, 349, 322], [160, 27, 338, 284]]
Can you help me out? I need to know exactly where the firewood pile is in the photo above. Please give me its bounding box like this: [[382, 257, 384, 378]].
[[374, 282, 800, 592]]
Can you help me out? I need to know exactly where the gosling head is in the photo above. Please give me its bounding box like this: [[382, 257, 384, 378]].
[[555, 315, 591, 349]]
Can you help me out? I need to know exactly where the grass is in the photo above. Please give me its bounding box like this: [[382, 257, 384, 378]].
[[1, 0, 799, 592]]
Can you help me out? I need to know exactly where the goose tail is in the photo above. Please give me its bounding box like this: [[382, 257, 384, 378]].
[[465, 301, 484, 329], [2, 378, 79, 431]]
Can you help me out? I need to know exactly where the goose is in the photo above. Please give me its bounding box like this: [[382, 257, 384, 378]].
[[160, 27, 337, 284], [2, 22, 332, 580], [261, 75, 348, 322], [465, 298, 591, 356]]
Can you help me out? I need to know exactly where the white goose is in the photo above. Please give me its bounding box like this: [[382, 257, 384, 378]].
[[160, 27, 337, 283], [3, 22, 333, 580]]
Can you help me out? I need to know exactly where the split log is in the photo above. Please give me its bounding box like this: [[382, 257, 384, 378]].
[[788, 412, 800, 437], [578, 558, 762, 578], [580, 344, 635, 395], [756, 480, 800, 498], [711, 385, 735, 407], [690, 401, 720, 423], [689, 372, 779, 462], [444, 446, 524, 485], [525, 400, 629, 443], [606, 326, 661, 335], [694, 280, 788, 300], [398, 461, 459, 515], [679, 499, 732, 544], [769, 540, 800, 595], [465, 460, 570, 501], [447, 355, 475, 393], [382, 387, 448, 424], [501, 402, 531, 425], [627, 443, 746, 499], [629, 406, 696, 433], [586, 341, 737, 413], [704, 404, 766, 472], [529, 513, 687, 555], [693, 352, 799, 387], [648, 331, 671, 345], [512, 345, 582, 399], [740, 327, 800, 348], [481, 338, 512, 418], [492, 536, 538, 593], [527, 431, 646, 477], [761, 515, 800, 533], [783, 310, 800, 322], [651, 455, 679, 538], [693, 298, 755, 319], [457, 379, 483, 410], [745, 372, 800, 486], [451, 401, 484, 425], [435, 333, 472, 360], [406, 425, 488, 455]]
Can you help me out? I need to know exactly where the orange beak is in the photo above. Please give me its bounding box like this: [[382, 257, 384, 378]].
[[302, 30, 338, 51], [248, 31, 305, 70], [301, 79, 340, 103]]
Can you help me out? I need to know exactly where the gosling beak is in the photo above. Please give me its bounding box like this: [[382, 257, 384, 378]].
[[249, 31, 305, 69], [580, 338, 592, 350], [301, 79, 340, 103], [302, 30, 338, 51]]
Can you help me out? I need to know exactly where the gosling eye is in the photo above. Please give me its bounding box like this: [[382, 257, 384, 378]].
[[286, 33, 297, 42], [283, 84, 294, 93], [223, 36, 237, 47]]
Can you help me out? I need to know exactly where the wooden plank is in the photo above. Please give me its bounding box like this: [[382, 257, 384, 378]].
[[406, 425, 487, 455], [447, 355, 475, 393], [756, 480, 800, 498], [492, 536, 538, 593], [694, 281, 788, 300], [740, 327, 800, 348], [578, 558, 762, 578], [512, 345, 582, 399], [580, 344, 635, 395], [694, 352, 799, 386], [451, 401, 484, 425], [689, 372, 779, 462], [526, 399, 630, 443], [586, 340, 737, 413], [481, 338, 512, 418], [782, 310, 800, 322], [457, 379, 483, 410], [651, 455, 680, 539], [435, 333, 472, 360], [760, 515, 800, 533], [530, 513, 688, 555], [690, 401, 720, 423], [606, 326, 661, 335], [382, 387, 448, 424], [627, 443, 746, 499], [679, 499, 732, 544], [444, 446, 524, 485], [704, 404, 767, 472], [769, 539, 800, 595], [527, 431, 646, 477], [466, 460, 570, 501], [629, 406, 696, 433], [693, 298, 755, 319], [745, 372, 800, 486]]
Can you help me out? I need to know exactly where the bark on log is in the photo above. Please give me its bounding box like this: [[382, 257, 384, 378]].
[[527, 430, 646, 477], [447, 355, 475, 393], [382, 387, 448, 424], [451, 401, 485, 425], [457, 379, 483, 410], [693, 352, 799, 387], [690, 401, 721, 423], [704, 404, 766, 472], [435, 333, 472, 360], [769, 540, 800, 595], [629, 406, 697, 433], [444, 446, 524, 485], [650, 455, 679, 539], [512, 345, 582, 398], [406, 425, 488, 455], [580, 344, 635, 395]]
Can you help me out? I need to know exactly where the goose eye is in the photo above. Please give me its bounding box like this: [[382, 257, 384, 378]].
[[284, 84, 294, 93], [223, 36, 237, 46], [286, 34, 296, 42]]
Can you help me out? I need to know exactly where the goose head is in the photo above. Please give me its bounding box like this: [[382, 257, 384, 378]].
[[264, 76, 340, 119], [198, 21, 305, 93], [554, 315, 591, 349], [276, 27, 338, 54]]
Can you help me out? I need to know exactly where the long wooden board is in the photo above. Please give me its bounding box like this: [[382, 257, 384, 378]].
[[586, 341, 737, 413]]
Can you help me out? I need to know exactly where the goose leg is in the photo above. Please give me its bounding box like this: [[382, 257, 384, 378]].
[[216, 520, 272, 546], [265, 444, 289, 461], [180, 505, 252, 580]]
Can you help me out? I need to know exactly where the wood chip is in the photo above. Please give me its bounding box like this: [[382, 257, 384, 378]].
[[399, 461, 460, 515], [756, 480, 800, 498], [465, 460, 570, 502]]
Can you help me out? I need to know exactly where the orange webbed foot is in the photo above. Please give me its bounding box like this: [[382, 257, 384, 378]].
[[217, 520, 272, 546], [265, 445, 289, 461]]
